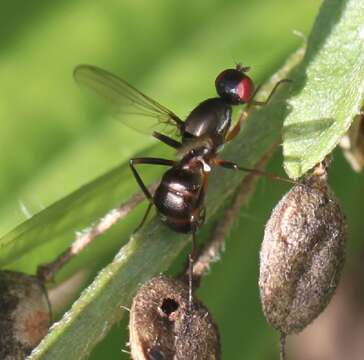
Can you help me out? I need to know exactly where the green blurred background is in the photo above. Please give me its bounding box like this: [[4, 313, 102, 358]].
[[1, 1, 364, 359]]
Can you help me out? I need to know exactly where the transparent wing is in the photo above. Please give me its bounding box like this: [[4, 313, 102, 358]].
[[74, 64, 184, 137]]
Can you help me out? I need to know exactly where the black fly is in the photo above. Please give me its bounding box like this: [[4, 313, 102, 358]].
[[74, 64, 289, 304]]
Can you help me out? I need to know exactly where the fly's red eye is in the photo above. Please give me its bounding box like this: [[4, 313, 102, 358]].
[[237, 76, 254, 103], [215, 68, 254, 105]]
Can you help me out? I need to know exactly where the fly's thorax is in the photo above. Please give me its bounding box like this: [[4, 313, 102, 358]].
[[182, 97, 232, 147]]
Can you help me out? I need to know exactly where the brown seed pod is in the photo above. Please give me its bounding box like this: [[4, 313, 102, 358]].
[[0, 271, 51, 359], [259, 168, 346, 335], [129, 276, 220, 360]]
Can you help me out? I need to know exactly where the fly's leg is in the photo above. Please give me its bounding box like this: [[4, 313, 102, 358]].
[[214, 158, 296, 185], [188, 230, 197, 310], [133, 202, 153, 233], [248, 79, 291, 107], [226, 79, 291, 142], [153, 131, 182, 149], [187, 205, 206, 309], [129, 157, 176, 231]]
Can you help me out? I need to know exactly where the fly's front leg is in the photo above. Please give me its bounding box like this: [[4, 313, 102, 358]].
[[248, 79, 291, 108], [226, 80, 291, 143], [225, 119, 243, 142], [129, 157, 176, 231]]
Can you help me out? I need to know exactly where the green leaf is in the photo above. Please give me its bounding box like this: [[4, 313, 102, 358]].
[[0, 145, 166, 270], [3, 2, 363, 359], [28, 49, 304, 360], [283, 0, 364, 179]]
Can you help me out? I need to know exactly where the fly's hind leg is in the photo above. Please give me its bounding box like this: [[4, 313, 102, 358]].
[[187, 207, 205, 309], [188, 230, 197, 310]]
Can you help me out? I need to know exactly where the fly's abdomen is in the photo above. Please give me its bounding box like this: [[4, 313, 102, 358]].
[[154, 167, 205, 233]]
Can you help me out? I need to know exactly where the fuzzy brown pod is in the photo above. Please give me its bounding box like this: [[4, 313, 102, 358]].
[[129, 276, 220, 360], [259, 171, 346, 335], [0, 271, 51, 360]]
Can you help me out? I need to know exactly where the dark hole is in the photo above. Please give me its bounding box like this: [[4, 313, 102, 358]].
[[160, 298, 179, 316], [148, 347, 165, 360]]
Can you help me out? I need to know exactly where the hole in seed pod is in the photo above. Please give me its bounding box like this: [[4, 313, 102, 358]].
[[160, 298, 179, 318], [130, 276, 220, 359], [148, 346, 166, 360]]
